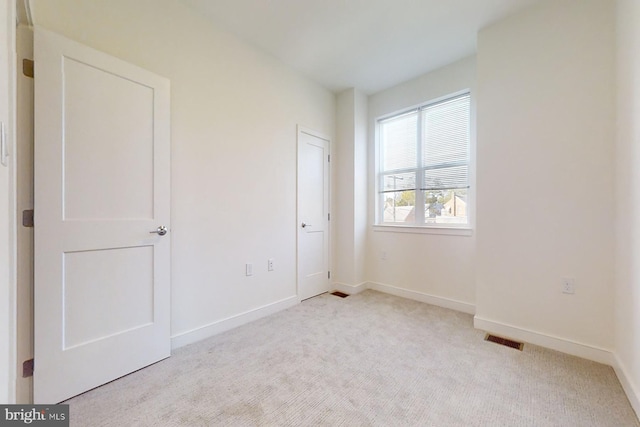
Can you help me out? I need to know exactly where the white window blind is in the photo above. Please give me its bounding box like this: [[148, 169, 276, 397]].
[[381, 110, 417, 193], [378, 93, 471, 226]]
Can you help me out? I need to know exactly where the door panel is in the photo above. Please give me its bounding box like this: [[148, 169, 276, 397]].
[[34, 28, 171, 403], [62, 56, 154, 220], [62, 246, 154, 349], [297, 128, 330, 300]]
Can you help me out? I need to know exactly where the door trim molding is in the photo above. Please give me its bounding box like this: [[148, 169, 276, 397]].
[[1, 0, 17, 404], [297, 125, 331, 142]]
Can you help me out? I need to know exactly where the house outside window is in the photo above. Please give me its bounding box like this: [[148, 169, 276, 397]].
[[377, 92, 471, 228]]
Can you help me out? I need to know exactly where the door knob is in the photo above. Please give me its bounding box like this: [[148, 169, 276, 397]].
[[150, 225, 168, 236], [301, 222, 312, 228]]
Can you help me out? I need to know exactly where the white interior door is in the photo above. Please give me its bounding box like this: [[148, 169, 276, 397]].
[[297, 127, 330, 300], [34, 28, 171, 404]]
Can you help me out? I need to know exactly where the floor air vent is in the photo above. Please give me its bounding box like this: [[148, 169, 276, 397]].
[[484, 334, 524, 351], [330, 291, 349, 298]]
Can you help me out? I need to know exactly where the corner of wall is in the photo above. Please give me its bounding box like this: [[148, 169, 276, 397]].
[[613, 354, 640, 420], [614, 0, 640, 420], [331, 281, 368, 295]]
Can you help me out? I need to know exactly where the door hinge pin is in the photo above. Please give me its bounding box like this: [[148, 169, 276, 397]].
[[328, 271, 331, 279]]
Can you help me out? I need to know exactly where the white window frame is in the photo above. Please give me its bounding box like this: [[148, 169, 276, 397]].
[[374, 90, 473, 234]]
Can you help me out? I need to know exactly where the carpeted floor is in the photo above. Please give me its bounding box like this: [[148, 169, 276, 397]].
[[65, 290, 640, 426]]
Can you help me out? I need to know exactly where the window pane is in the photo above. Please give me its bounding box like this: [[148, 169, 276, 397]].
[[382, 190, 416, 223], [380, 111, 418, 171], [423, 165, 468, 190], [422, 95, 469, 167], [376, 92, 471, 228], [424, 189, 468, 225], [382, 171, 416, 192]]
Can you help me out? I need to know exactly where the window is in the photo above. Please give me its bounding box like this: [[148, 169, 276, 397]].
[[377, 93, 471, 227]]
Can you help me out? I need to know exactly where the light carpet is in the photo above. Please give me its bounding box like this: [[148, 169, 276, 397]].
[[65, 290, 640, 426]]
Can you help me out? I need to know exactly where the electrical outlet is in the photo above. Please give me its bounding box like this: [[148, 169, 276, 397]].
[[246, 263, 253, 276], [268, 258, 274, 271], [562, 277, 575, 294]]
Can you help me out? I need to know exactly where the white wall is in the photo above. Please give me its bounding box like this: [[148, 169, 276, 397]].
[[475, 0, 615, 357], [615, 0, 640, 414], [366, 56, 476, 310], [333, 88, 367, 289], [353, 91, 368, 285], [29, 0, 335, 346], [0, 0, 16, 405]]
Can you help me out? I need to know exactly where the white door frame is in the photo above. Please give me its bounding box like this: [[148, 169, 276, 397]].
[[296, 125, 331, 301], [0, 0, 17, 404]]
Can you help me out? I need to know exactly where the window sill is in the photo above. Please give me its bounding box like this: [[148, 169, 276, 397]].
[[372, 224, 473, 236]]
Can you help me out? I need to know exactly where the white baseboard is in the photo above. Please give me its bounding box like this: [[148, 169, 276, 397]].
[[367, 281, 476, 315], [170, 296, 298, 349], [612, 354, 640, 420], [473, 316, 613, 365], [332, 282, 368, 295]]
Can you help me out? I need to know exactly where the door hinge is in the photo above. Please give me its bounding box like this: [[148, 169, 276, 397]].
[[328, 213, 330, 221], [23, 359, 34, 378], [328, 154, 330, 163], [22, 209, 34, 227], [22, 59, 34, 78], [328, 271, 331, 279]]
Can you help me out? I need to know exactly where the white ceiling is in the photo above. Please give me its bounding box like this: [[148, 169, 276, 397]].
[[181, 0, 541, 94]]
